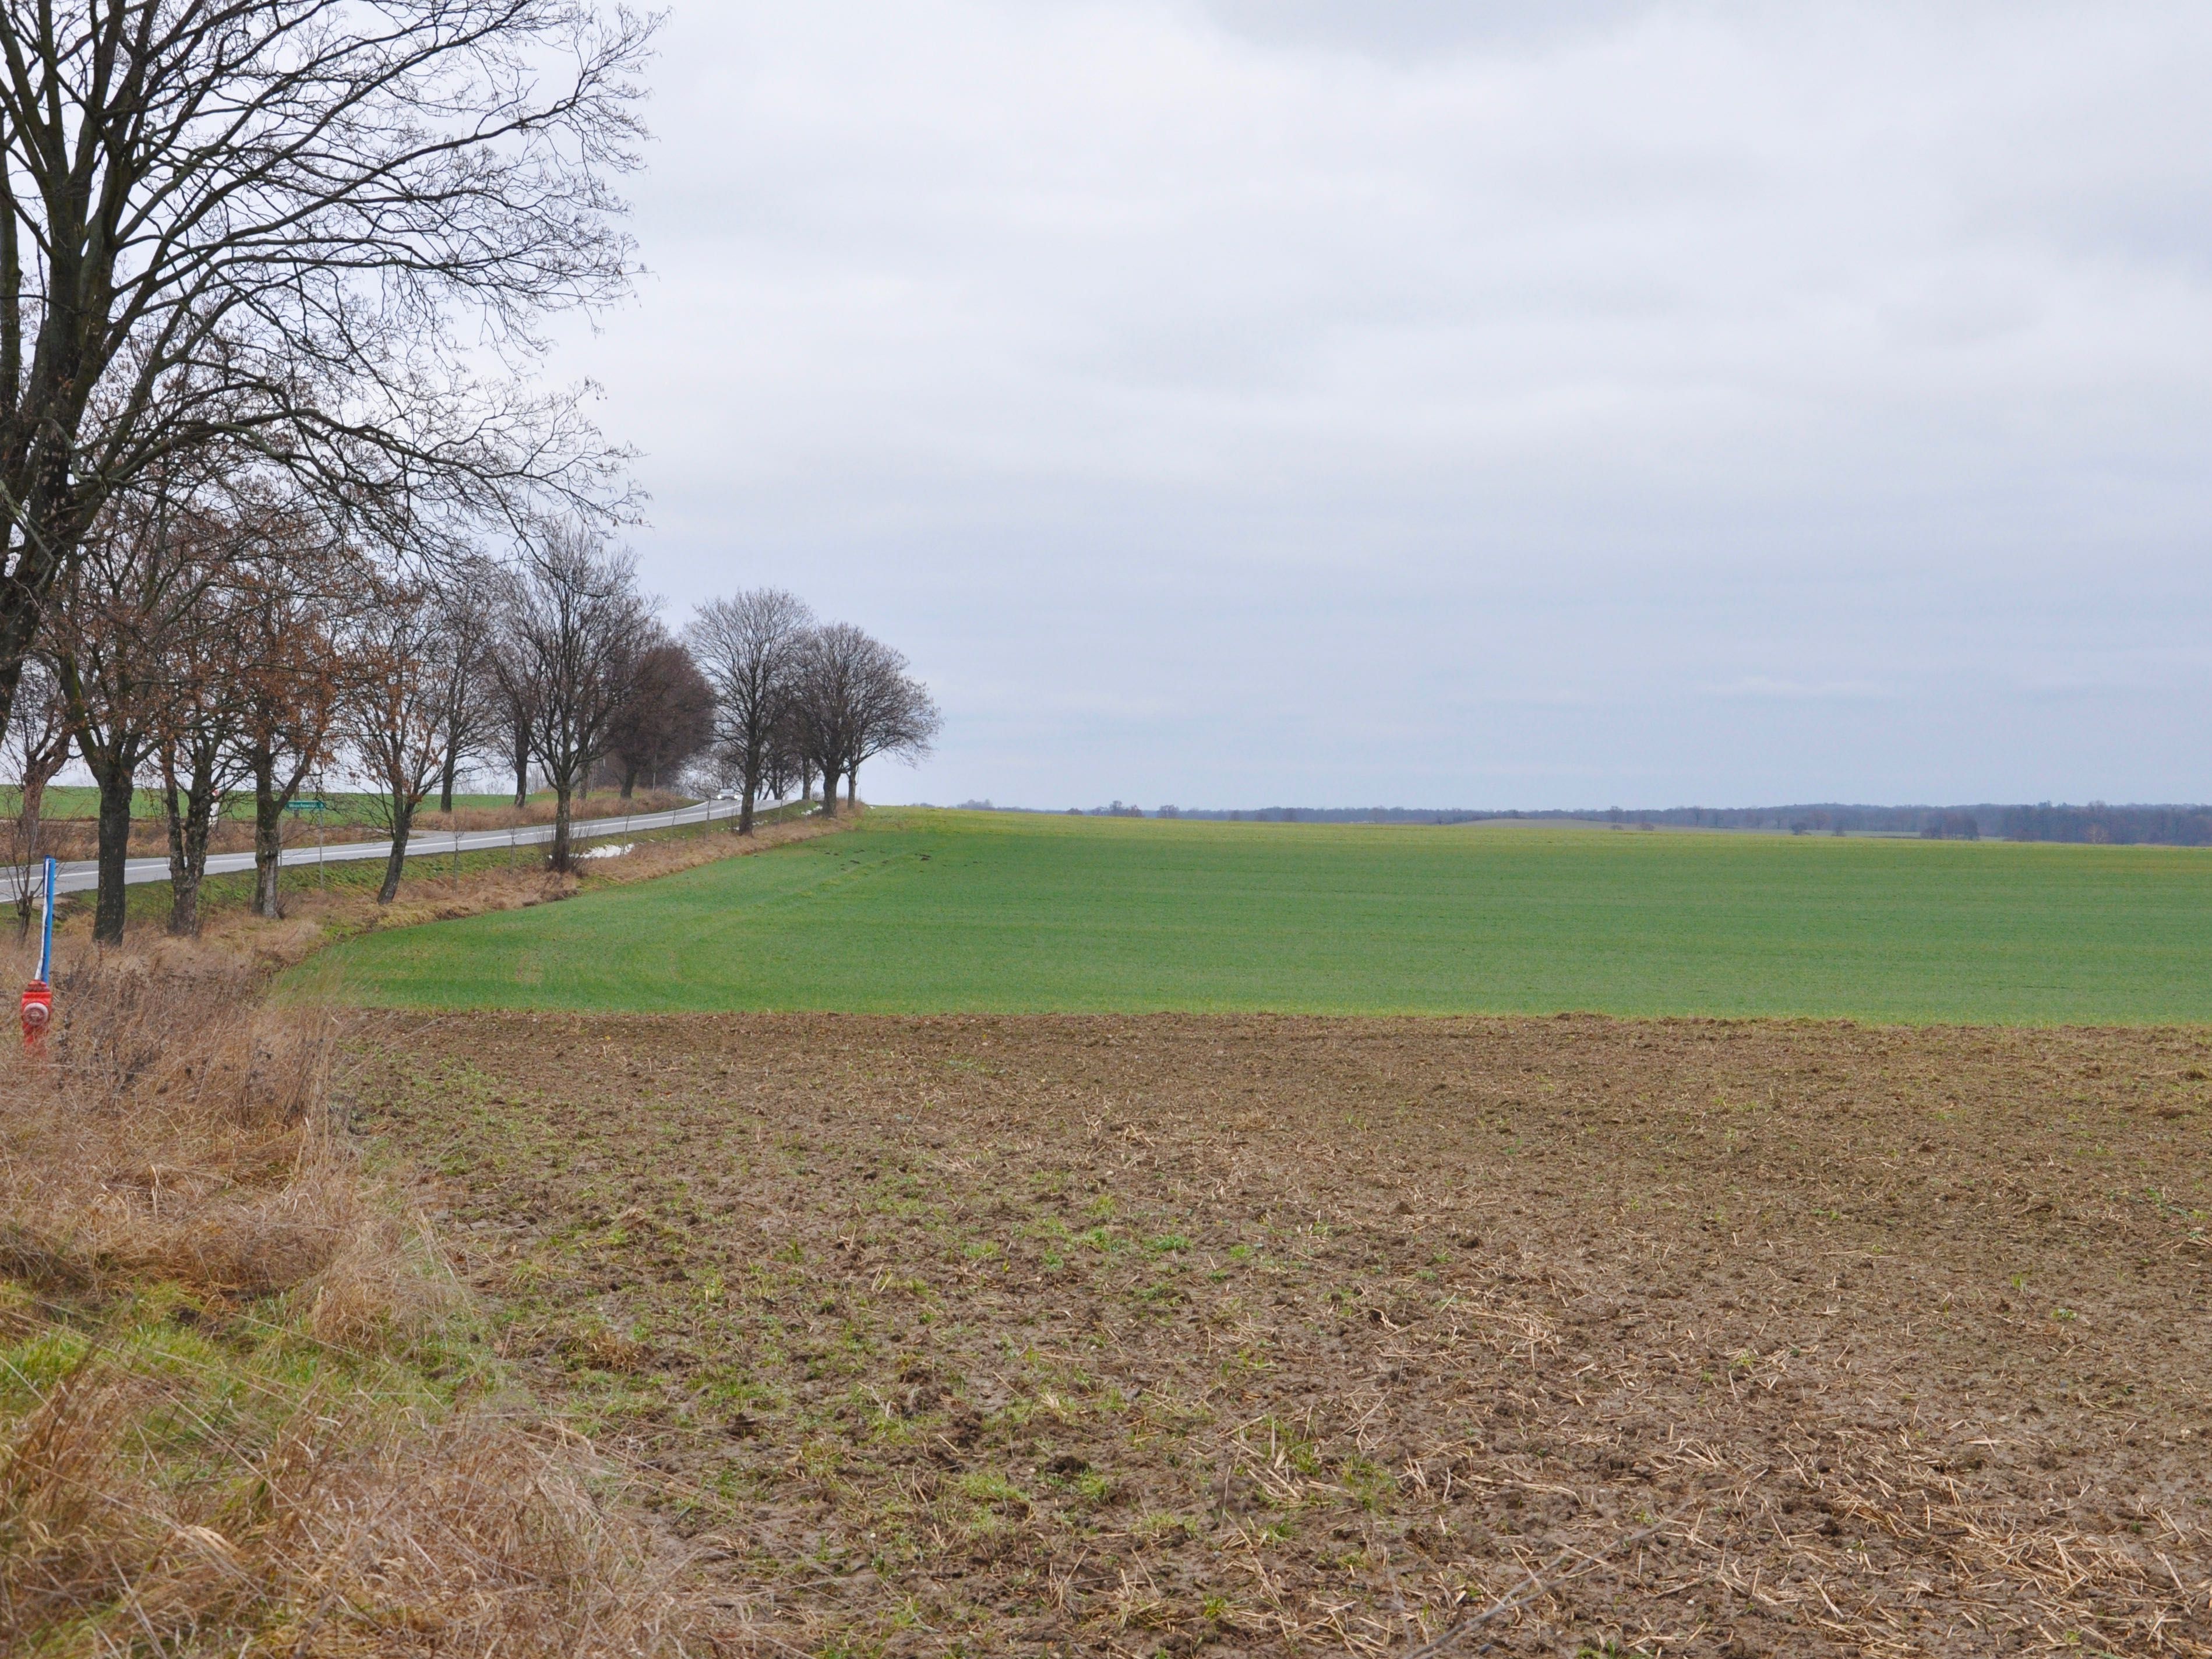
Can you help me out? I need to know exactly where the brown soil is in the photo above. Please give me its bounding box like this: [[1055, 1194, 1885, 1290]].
[[351, 1014, 2212, 1658]]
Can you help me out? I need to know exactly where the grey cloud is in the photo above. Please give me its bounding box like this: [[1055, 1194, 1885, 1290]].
[[1197, 0, 1668, 58], [553, 1, 2212, 809]]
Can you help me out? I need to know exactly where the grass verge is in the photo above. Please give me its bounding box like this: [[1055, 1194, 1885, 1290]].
[[57, 797, 849, 977], [0, 946, 703, 1654]]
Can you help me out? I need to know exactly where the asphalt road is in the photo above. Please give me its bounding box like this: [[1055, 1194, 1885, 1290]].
[[24, 796, 750, 898]]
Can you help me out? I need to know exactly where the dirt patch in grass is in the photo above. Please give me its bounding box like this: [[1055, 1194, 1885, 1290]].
[[352, 1014, 2212, 1657]]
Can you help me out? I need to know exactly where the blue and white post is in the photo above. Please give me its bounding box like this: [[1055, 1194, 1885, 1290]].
[[20, 856, 54, 1049]]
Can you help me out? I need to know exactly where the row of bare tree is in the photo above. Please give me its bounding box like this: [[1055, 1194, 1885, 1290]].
[[0, 510, 631, 938], [0, 3, 944, 945], [0, 0, 661, 735], [689, 590, 940, 836], [2, 510, 941, 944], [0, 0, 664, 939]]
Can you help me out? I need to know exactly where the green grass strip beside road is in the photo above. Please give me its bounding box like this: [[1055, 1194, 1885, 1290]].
[[301, 807, 2212, 1024]]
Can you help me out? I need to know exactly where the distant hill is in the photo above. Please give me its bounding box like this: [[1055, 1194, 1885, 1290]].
[[947, 799, 2212, 846]]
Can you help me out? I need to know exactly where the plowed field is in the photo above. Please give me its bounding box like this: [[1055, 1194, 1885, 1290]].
[[353, 1014, 2212, 1657]]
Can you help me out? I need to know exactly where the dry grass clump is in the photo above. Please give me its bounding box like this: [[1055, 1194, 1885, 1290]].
[[1, 953, 367, 1308], [0, 949, 703, 1655], [1, 1362, 693, 1657]]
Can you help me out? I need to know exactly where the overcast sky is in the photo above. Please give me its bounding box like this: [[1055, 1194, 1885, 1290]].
[[549, 1, 2212, 811]]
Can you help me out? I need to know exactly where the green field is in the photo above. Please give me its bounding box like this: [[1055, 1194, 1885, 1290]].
[[304, 807, 2212, 1023]]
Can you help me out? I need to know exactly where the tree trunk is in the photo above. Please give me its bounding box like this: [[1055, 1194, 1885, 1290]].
[[12, 760, 58, 938], [800, 758, 813, 806], [439, 743, 459, 814], [161, 770, 193, 936], [738, 777, 756, 836], [252, 754, 284, 919], [181, 792, 215, 933], [160, 740, 224, 937], [92, 767, 135, 945], [819, 761, 837, 817], [619, 761, 637, 799], [846, 764, 858, 807], [167, 792, 217, 937], [11, 804, 38, 938], [512, 715, 531, 809], [551, 784, 574, 871], [19, 754, 56, 836], [377, 797, 415, 904]]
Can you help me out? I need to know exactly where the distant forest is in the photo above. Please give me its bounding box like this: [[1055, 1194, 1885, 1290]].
[[954, 799, 2212, 846]]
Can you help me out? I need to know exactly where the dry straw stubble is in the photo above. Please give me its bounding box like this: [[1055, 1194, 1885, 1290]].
[[0, 941, 700, 1656]]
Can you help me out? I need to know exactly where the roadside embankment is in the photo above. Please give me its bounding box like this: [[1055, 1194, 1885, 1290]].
[[60, 802, 865, 980], [0, 950, 704, 1654]]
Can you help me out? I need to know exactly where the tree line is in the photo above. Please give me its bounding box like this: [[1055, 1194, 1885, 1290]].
[[0, 3, 936, 946], [2, 513, 938, 943], [961, 799, 2212, 846]]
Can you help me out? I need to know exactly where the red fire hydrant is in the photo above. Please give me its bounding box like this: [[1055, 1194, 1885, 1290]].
[[20, 980, 51, 1050]]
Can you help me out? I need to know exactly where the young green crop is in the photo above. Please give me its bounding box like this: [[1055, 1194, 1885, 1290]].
[[306, 806, 2212, 1023]]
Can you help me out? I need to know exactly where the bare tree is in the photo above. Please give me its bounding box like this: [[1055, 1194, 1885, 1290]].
[[0, 1, 655, 742], [760, 727, 805, 810], [1, 654, 69, 934], [602, 636, 712, 797], [752, 721, 805, 818], [338, 583, 450, 905], [505, 524, 652, 870], [150, 582, 251, 935], [788, 624, 869, 820], [789, 624, 939, 816], [741, 701, 807, 813], [233, 555, 350, 919], [844, 646, 940, 806], [49, 486, 234, 942], [487, 636, 540, 809], [687, 589, 812, 834], [427, 564, 506, 813]]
